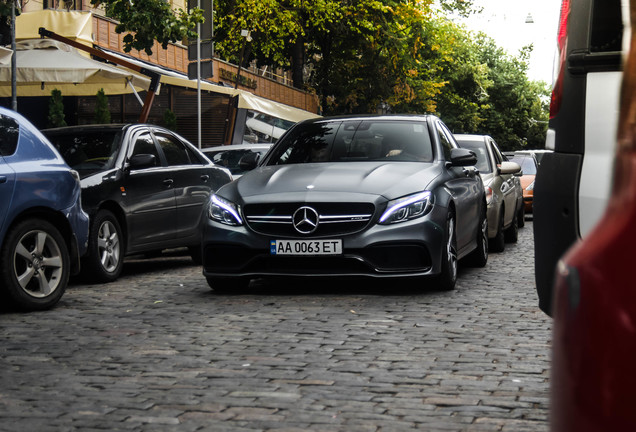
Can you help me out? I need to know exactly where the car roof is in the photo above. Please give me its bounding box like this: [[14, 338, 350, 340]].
[[202, 143, 273, 152], [454, 134, 491, 143], [300, 113, 438, 125]]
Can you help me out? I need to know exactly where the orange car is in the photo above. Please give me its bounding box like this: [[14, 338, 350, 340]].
[[506, 152, 537, 213]]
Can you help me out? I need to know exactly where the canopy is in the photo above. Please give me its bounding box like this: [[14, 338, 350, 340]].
[[97, 47, 319, 123], [0, 39, 151, 97]]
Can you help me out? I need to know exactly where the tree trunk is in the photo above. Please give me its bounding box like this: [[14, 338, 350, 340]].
[[290, 38, 304, 89]]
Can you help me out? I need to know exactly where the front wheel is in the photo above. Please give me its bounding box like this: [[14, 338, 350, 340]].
[[435, 212, 458, 291], [0, 218, 70, 311], [83, 210, 124, 283], [467, 205, 488, 267], [489, 208, 505, 253], [504, 208, 519, 243], [517, 204, 525, 228]]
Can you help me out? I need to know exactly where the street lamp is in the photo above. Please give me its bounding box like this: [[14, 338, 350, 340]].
[[234, 29, 252, 89]]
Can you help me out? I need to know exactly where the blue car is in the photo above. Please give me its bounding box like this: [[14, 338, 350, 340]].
[[0, 107, 89, 311]]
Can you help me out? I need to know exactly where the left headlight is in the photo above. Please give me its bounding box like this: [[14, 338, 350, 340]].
[[209, 194, 243, 226], [379, 191, 432, 224]]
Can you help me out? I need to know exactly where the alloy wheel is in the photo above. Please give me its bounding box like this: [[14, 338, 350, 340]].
[[97, 220, 120, 273], [13, 229, 64, 298]]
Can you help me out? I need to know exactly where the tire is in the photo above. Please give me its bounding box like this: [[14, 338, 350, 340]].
[[435, 211, 458, 291], [505, 208, 519, 243], [206, 276, 251, 293], [83, 210, 124, 283], [467, 204, 488, 267], [489, 208, 505, 253], [0, 218, 69, 311], [517, 204, 525, 228]]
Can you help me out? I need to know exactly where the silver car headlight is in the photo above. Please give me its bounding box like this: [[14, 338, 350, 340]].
[[379, 191, 432, 224], [209, 194, 243, 226]]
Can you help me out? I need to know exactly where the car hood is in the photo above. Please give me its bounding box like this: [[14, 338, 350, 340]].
[[221, 161, 442, 203]]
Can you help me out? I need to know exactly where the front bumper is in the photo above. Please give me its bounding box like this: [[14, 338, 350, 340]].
[[202, 206, 448, 280]]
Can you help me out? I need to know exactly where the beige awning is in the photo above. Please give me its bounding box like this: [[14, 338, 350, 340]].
[[16, 10, 93, 46], [0, 39, 151, 97], [237, 90, 320, 123]]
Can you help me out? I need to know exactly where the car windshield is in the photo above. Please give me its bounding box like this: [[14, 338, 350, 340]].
[[456, 141, 491, 173], [510, 155, 537, 175], [265, 119, 434, 165], [45, 130, 122, 175]]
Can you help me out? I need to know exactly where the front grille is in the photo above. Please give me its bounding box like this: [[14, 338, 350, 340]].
[[244, 202, 375, 237]]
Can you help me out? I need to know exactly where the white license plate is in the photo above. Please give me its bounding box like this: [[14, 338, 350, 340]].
[[270, 239, 342, 255]]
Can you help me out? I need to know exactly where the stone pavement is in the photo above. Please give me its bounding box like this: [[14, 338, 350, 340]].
[[0, 220, 552, 431]]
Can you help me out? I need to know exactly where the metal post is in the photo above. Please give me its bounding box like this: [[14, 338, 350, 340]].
[[197, 0, 201, 149], [11, 0, 17, 111]]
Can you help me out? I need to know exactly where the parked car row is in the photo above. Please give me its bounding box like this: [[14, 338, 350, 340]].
[[1, 108, 234, 311], [1, 106, 536, 310]]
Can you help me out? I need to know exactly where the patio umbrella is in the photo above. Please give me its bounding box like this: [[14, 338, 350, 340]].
[[0, 39, 151, 97]]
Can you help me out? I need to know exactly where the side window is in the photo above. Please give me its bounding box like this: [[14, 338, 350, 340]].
[[436, 123, 454, 161], [154, 133, 192, 166], [0, 114, 19, 156], [490, 140, 504, 165], [131, 132, 160, 167], [591, 0, 623, 53]]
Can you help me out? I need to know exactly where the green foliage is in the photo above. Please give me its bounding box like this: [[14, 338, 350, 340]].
[[31, 0, 545, 150], [433, 27, 549, 150], [163, 109, 178, 131], [94, 88, 111, 124], [90, 0, 204, 55], [47, 89, 67, 128]]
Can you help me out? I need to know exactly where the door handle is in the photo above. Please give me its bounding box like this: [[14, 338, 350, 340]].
[[200, 174, 210, 182], [163, 179, 174, 186]]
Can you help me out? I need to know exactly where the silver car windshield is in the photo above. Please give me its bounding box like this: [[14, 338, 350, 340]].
[[267, 120, 434, 165]]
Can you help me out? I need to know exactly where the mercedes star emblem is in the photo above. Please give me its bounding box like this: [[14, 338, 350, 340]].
[[292, 206, 320, 234]]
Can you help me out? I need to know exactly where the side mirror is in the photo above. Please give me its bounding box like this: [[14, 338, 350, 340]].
[[499, 161, 522, 175], [238, 151, 260, 171], [449, 147, 477, 166], [128, 153, 156, 169]]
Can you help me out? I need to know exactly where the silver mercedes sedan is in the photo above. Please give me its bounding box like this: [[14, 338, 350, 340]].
[[201, 114, 488, 292]]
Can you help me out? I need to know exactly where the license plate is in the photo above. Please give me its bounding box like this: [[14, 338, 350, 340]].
[[270, 239, 342, 255]]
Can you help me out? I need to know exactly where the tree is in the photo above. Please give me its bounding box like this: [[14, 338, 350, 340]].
[[163, 109, 177, 131], [94, 88, 111, 124], [89, 0, 204, 55], [47, 89, 67, 128], [0, 0, 19, 46], [432, 25, 550, 150]]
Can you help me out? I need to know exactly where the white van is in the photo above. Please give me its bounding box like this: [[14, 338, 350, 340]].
[[533, 0, 625, 315]]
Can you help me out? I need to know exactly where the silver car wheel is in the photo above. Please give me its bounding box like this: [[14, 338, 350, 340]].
[[97, 220, 121, 273], [447, 216, 458, 281], [13, 229, 64, 298], [480, 216, 488, 257]]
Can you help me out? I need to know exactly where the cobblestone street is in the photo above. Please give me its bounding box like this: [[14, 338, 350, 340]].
[[0, 221, 552, 431]]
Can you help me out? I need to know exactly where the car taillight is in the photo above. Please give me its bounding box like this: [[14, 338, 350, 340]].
[[549, 0, 571, 119], [485, 186, 493, 204]]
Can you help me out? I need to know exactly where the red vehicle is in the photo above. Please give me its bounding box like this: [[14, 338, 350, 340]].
[[550, 0, 636, 430]]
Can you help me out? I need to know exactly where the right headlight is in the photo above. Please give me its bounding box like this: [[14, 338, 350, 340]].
[[379, 191, 432, 224], [208, 194, 243, 226]]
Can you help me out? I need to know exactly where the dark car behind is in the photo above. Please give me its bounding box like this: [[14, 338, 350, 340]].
[[43, 124, 233, 282]]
